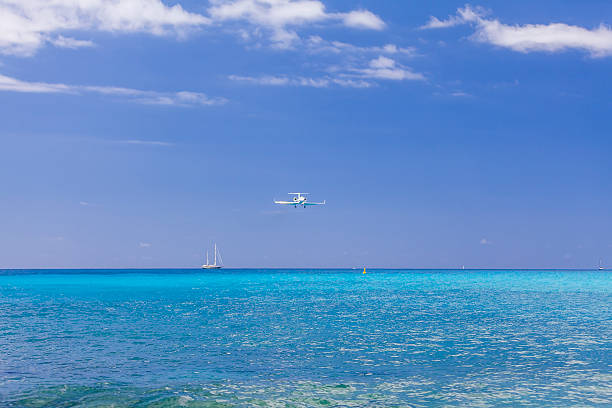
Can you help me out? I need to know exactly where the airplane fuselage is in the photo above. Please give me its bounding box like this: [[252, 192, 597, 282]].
[[274, 192, 325, 208]]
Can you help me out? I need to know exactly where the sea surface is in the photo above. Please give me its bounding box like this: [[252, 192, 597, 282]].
[[1, 269, 611, 407]]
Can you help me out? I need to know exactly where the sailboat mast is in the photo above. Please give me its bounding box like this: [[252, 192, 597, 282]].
[[206, 251, 209, 265], [214, 243, 217, 266]]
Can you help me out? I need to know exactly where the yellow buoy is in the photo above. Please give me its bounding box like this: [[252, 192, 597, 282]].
[[363, 267, 366, 274]]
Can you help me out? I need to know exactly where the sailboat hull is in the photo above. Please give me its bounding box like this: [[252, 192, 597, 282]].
[[201, 243, 223, 269]]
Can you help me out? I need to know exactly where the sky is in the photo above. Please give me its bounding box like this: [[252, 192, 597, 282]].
[[1, 0, 611, 269]]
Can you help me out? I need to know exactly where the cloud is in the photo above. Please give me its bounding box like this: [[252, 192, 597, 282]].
[[49, 36, 95, 50], [305, 36, 416, 56], [229, 75, 290, 86], [423, 5, 612, 57], [331, 78, 373, 88], [0, 0, 209, 56], [116, 140, 174, 146], [0, 0, 387, 55], [229, 74, 371, 88], [139, 242, 152, 248], [229, 55, 423, 88], [480, 238, 491, 245], [342, 10, 385, 30], [79, 201, 90, 206], [450, 91, 472, 97], [421, 15, 464, 30], [355, 56, 424, 81], [0, 73, 226, 107], [0, 73, 72, 93], [476, 22, 612, 57], [209, 0, 327, 26], [208, 0, 385, 48]]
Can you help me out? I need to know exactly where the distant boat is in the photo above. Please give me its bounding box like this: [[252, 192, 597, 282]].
[[202, 243, 223, 269], [598, 259, 604, 271]]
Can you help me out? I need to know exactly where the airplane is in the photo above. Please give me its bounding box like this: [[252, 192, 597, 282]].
[[274, 193, 326, 208]]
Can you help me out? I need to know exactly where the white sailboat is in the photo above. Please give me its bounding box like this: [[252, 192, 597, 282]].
[[598, 259, 604, 271], [202, 243, 223, 269]]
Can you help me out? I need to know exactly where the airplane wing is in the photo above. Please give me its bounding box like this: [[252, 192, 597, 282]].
[[304, 201, 326, 206], [274, 201, 296, 205]]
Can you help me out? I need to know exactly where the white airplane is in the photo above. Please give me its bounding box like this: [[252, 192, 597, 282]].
[[274, 193, 326, 208]]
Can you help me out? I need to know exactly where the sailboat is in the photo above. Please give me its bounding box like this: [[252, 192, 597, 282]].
[[598, 259, 604, 271], [202, 243, 223, 269]]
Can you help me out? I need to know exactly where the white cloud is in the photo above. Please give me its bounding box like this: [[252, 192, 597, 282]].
[[330, 78, 372, 88], [229, 55, 423, 87], [0, 0, 387, 55], [480, 238, 491, 245], [79, 201, 90, 206], [355, 56, 424, 81], [117, 140, 174, 146], [0, 0, 209, 56], [476, 21, 612, 57], [208, 0, 385, 48], [229, 74, 372, 88], [209, 0, 327, 26], [421, 15, 464, 30], [229, 75, 290, 85], [139, 242, 152, 248], [305, 36, 416, 56], [0, 73, 226, 106], [342, 10, 385, 30], [0, 73, 72, 93], [450, 91, 471, 97], [424, 5, 612, 57], [50, 35, 95, 50]]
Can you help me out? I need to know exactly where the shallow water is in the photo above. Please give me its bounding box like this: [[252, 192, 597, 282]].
[[1, 269, 611, 407]]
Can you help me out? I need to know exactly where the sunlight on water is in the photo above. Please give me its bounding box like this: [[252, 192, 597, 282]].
[[1, 269, 611, 407]]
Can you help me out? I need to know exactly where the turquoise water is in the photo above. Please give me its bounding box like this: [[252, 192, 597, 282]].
[[1, 269, 611, 407]]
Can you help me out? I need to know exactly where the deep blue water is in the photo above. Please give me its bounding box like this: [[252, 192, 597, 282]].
[[1, 269, 611, 407]]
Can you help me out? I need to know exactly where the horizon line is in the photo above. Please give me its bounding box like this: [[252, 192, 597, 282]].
[[0, 267, 608, 271]]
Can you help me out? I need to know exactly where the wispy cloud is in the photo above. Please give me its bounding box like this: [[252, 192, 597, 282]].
[[0, 73, 226, 107], [229, 75, 291, 86], [229, 55, 424, 89], [354, 56, 424, 81], [450, 91, 472, 97], [0, 74, 72, 93], [116, 140, 174, 146], [139, 242, 152, 248], [229, 74, 372, 88], [305, 36, 417, 56], [422, 5, 612, 57], [50, 35, 95, 50], [421, 14, 467, 30], [480, 238, 492, 245]]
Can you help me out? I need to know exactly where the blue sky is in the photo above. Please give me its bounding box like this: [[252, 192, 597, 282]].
[[1, 0, 611, 268]]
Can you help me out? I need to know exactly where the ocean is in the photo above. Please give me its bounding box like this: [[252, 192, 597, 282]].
[[1, 269, 610, 407]]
